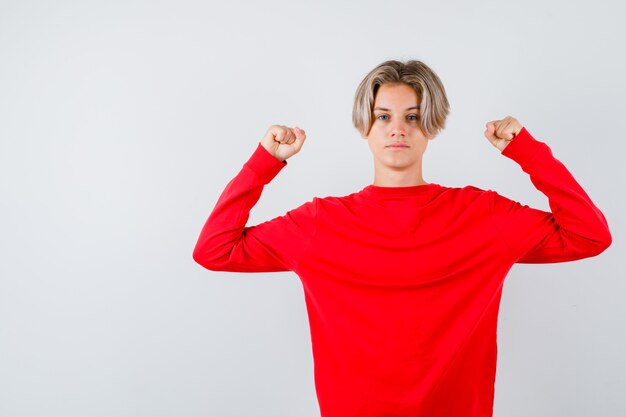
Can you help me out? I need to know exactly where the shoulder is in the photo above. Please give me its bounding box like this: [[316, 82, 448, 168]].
[[435, 185, 497, 212], [304, 191, 367, 213], [443, 184, 493, 198], [311, 193, 352, 207]]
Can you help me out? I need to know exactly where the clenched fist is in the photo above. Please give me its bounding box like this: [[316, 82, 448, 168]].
[[260, 124, 307, 162], [484, 116, 523, 151]]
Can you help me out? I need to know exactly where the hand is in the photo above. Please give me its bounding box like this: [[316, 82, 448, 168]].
[[260, 124, 307, 161], [484, 116, 523, 151]]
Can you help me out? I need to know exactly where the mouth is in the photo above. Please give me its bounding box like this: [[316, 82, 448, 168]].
[[387, 144, 409, 148]]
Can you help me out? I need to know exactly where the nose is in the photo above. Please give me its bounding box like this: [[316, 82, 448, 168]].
[[390, 120, 407, 137]]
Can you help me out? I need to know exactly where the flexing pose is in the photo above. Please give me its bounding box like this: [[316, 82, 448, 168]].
[[193, 60, 612, 417]]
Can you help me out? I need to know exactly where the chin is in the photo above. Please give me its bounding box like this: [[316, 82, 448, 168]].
[[383, 160, 415, 170]]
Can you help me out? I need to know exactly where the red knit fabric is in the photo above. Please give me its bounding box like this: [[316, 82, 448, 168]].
[[193, 127, 611, 417]]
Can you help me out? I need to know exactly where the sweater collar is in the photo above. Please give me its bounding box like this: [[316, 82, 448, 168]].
[[361, 182, 443, 196]]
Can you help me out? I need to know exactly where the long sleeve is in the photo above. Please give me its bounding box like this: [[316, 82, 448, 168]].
[[192, 143, 317, 273], [490, 127, 612, 263]]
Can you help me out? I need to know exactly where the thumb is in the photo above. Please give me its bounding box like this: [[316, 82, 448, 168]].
[[292, 126, 307, 150]]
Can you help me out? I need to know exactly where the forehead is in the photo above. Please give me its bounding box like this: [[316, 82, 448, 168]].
[[373, 83, 420, 109]]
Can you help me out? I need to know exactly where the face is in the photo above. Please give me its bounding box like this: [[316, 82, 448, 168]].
[[363, 83, 432, 174]]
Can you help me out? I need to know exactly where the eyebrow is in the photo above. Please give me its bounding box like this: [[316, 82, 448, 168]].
[[373, 106, 420, 111]]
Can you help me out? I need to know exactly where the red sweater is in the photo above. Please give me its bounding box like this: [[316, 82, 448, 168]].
[[193, 127, 612, 417]]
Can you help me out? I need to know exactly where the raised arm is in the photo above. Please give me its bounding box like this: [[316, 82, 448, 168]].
[[192, 125, 317, 272], [484, 117, 612, 263]]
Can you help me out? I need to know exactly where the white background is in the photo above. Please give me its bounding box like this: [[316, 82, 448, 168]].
[[1, 1, 624, 416]]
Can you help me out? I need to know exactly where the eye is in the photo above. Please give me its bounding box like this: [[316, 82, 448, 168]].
[[376, 114, 389, 121], [407, 114, 419, 121]]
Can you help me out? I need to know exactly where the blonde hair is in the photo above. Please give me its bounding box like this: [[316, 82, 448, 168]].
[[352, 59, 450, 139]]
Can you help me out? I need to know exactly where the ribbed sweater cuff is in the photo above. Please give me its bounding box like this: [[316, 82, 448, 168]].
[[500, 126, 548, 166], [244, 142, 288, 183]]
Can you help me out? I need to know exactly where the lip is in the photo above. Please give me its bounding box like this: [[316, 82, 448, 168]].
[[387, 144, 409, 148]]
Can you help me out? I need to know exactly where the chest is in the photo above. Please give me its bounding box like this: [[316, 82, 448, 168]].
[[304, 199, 499, 286]]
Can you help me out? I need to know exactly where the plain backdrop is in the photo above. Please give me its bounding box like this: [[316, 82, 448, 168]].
[[1, 1, 624, 416]]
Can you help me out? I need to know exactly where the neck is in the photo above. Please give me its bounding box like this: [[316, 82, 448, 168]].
[[372, 161, 427, 187]]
